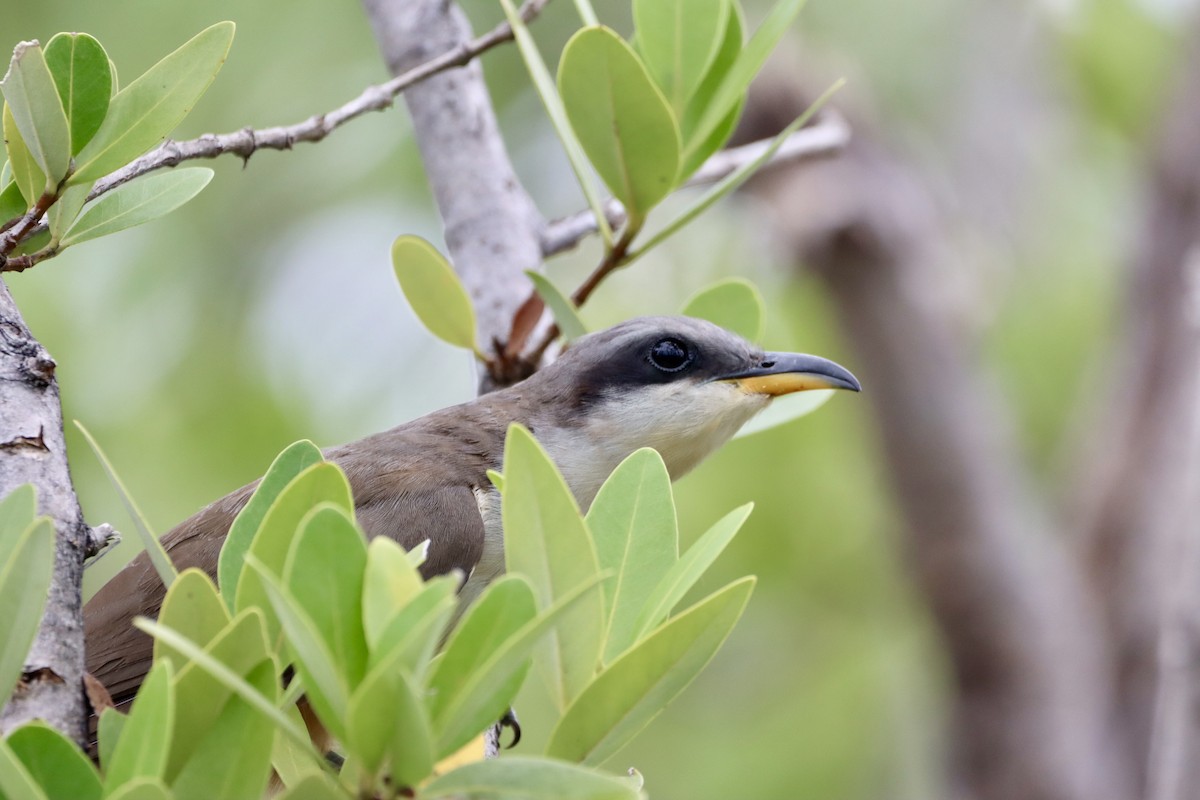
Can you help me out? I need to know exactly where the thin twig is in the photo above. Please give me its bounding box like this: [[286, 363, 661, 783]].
[[538, 111, 851, 257], [86, 0, 551, 203]]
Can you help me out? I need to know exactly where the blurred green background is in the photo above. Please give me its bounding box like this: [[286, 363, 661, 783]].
[[0, 0, 1183, 796]]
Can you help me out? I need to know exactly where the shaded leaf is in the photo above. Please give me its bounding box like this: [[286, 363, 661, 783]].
[[678, 1, 744, 177], [0, 737, 49, 800], [72, 22, 234, 183], [346, 666, 434, 788], [3, 102, 44, 204], [546, 577, 754, 765], [632, 503, 752, 640], [423, 757, 639, 800], [0, 41, 70, 186], [681, 278, 764, 342], [391, 235, 478, 353], [275, 774, 348, 800], [62, 168, 213, 247], [0, 518, 55, 703], [218, 439, 323, 608], [525, 271, 588, 341], [0, 178, 25, 222], [104, 660, 174, 793], [558, 27, 680, 225], [502, 424, 604, 710], [46, 182, 90, 242], [0, 483, 36, 554], [7, 721, 102, 800], [43, 33, 111, 155], [586, 449, 678, 663], [634, 0, 730, 115]]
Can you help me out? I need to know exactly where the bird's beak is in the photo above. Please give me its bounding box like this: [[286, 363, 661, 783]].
[[716, 352, 862, 396]]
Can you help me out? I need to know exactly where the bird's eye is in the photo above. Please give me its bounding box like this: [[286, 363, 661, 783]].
[[648, 338, 692, 372]]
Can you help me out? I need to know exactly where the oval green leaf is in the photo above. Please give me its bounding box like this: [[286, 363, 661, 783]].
[[678, 0, 744, 178], [502, 424, 604, 711], [558, 26, 681, 224], [391, 234, 478, 353], [546, 577, 755, 765], [362, 537, 424, 649], [0, 518, 55, 704], [0, 41, 71, 186], [61, 167, 214, 247], [346, 666, 434, 788], [43, 33, 111, 155], [423, 757, 639, 800], [634, 0, 730, 115], [734, 388, 835, 438], [681, 278, 764, 342], [153, 568, 230, 672], [104, 660, 175, 793], [4, 102, 44, 204], [72, 22, 235, 183], [585, 448, 678, 663], [8, 721, 102, 800], [0, 737, 50, 800]]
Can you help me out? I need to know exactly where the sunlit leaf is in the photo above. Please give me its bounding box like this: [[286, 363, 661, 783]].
[[0, 518, 54, 703], [734, 389, 834, 438], [104, 778, 173, 800], [525, 271, 588, 341], [558, 27, 681, 226], [97, 708, 126, 772], [423, 757, 639, 800], [0, 737, 49, 800], [72, 22, 235, 183], [681, 278, 765, 342], [503, 424, 604, 710], [61, 168, 213, 247], [586, 449, 677, 663], [391, 234, 478, 353], [274, 774, 348, 800], [7, 721, 102, 800], [546, 577, 755, 765], [43, 33, 111, 155], [368, 574, 458, 681], [634, 0, 730, 116], [362, 537, 424, 649], [0, 41, 71, 186], [218, 440, 323, 608], [153, 568, 229, 673]]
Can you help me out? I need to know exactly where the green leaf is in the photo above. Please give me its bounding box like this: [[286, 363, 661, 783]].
[[46, 181, 90, 243], [558, 27, 681, 225], [43, 33, 111, 155], [0, 737, 49, 800], [632, 503, 752, 640], [368, 574, 458, 681], [153, 568, 229, 672], [75, 421, 177, 588], [218, 440, 323, 608], [429, 574, 604, 758], [634, 0, 730, 116], [166, 609, 271, 781], [0, 518, 55, 703], [234, 462, 353, 639], [498, 0, 611, 247], [631, 80, 841, 259], [105, 660, 175, 793], [680, 278, 765, 342], [97, 709, 126, 772], [0, 41, 71, 186], [61, 167, 213, 247], [390, 234, 478, 353], [7, 722, 102, 800], [169, 659, 276, 800], [423, 757, 639, 800], [677, 2, 744, 178], [546, 577, 755, 765], [502, 424, 604, 711], [282, 504, 369, 687], [246, 557, 350, 743], [104, 778, 173, 800], [71, 22, 234, 183], [275, 774, 348, 800], [362, 537, 423, 650], [0, 483, 36, 553], [586, 449, 677, 664], [270, 703, 325, 789], [0, 178, 26, 222], [525, 271, 588, 342], [3, 102, 44, 204], [133, 617, 319, 767], [734, 390, 834, 438], [684, 0, 806, 166], [346, 666, 433, 788]]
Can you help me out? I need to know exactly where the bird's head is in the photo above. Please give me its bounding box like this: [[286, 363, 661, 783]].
[[524, 316, 860, 504]]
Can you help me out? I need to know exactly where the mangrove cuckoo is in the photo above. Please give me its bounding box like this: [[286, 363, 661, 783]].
[[84, 316, 860, 710]]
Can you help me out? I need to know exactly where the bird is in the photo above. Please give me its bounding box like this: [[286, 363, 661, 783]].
[[84, 315, 860, 714]]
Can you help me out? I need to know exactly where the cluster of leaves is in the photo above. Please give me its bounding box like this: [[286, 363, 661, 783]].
[[0, 423, 756, 799], [0, 24, 232, 265]]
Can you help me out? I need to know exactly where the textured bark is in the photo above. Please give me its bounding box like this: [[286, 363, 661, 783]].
[[0, 277, 88, 742], [362, 0, 546, 388], [741, 92, 1131, 800]]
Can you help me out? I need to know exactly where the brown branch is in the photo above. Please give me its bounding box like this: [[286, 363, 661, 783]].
[[84, 0, 550, 204]]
